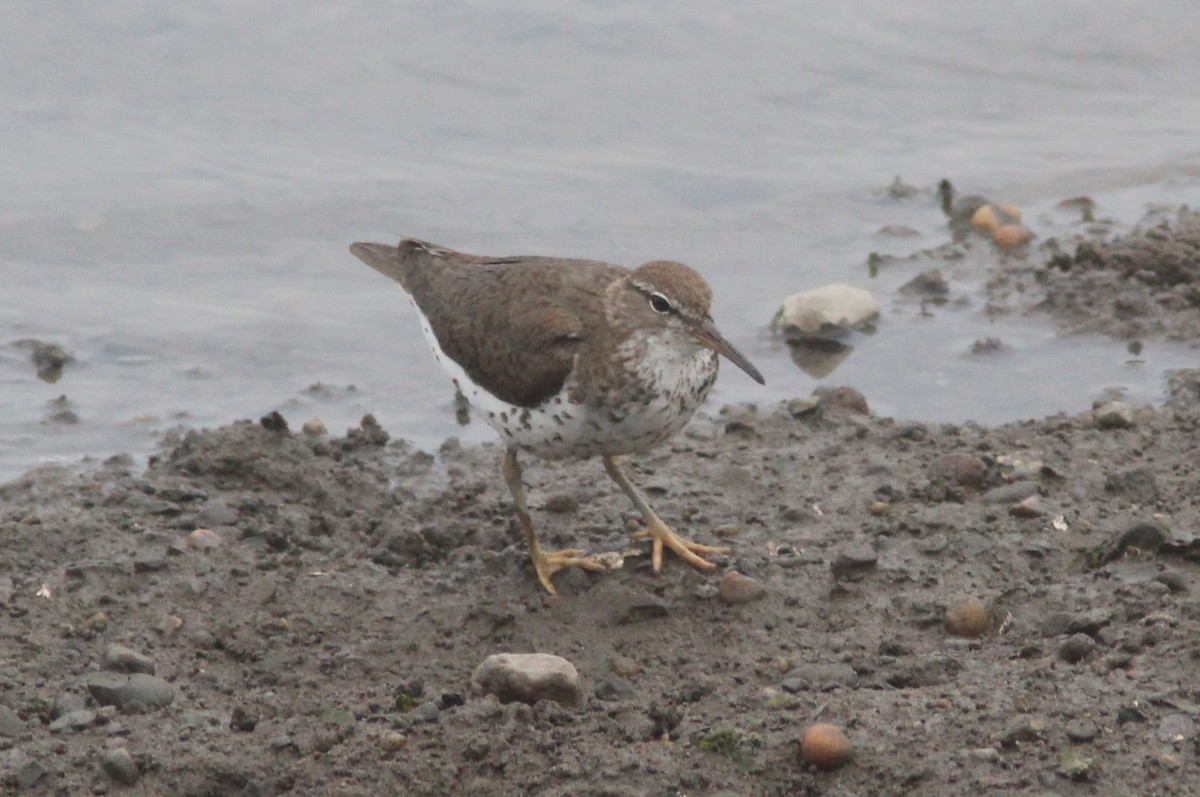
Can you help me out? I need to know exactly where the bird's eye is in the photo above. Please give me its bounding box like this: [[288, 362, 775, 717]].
[[649, 293, 672, 314]]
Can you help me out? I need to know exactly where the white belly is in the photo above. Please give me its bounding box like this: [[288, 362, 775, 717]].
[[409, 298, 716, 460]]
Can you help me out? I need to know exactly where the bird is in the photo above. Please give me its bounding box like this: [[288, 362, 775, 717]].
[[350, 238, 765, 593]]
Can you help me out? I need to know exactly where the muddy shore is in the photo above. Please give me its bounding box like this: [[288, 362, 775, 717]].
[[2, 205, 1198, 796]]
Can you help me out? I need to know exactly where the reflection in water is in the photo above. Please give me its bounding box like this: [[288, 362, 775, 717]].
[[785, 336, 854, 378]]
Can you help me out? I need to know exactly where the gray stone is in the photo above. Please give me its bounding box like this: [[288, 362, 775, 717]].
[[48, 709, 96, 733], [1058, 633, 1097, 664], [99, 747, 140, 786], [981, 480, 1039, 504], [830, 544, 878, 578], [0, 704, 25, 737], [102, 643, 156, 675], [472, 652, 582, 707], [86, 672, 174, 710], [53, 691, 88, 718]]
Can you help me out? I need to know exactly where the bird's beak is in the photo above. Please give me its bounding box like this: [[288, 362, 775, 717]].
[[695, 319, 765, 385]]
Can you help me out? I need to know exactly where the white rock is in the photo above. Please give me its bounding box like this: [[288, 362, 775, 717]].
[[471, 653, 582, 707], [771, 284, 880, 337]]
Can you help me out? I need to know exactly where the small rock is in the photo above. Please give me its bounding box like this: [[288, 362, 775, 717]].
[[159, 615, 185, 636], [815, 386, 869, 415], [0, 575, 14, 606], [100, 747, 140, 786], [929, 454, 987, 487], [102, 644, 156, 675], [971, 203, 1021, 234], [471, 653, 582, 707], [998, 718, 1045, 747], [1093, 401, 1134, 429], [786, 663, 859, 691], [86, 672, 174, 711], [830, 544, 877, 579], [1103, 522, 1169, 564], [899, 269, 949, 298], [53, 692, 87, 718], [717, 571, 766, 605], [230, 706, 258, 732], [48, 710, 96, 733], [0, 705, 24, 737], [187, 528, 223, 550], [379, 730, 407, 752], [993, 224, 1032, 249], [1058, 749, 1096, 781], [1009, 494, 1043, 518], [1065, 720, 1099, 743], [981, 480, 1038, 504], [1157, 713, 1196, 743], [603, 588, 670, 626], [1058, 633, 1097, 664], [609, 655, 641, 678], [771, 284, 880, 337], [944, 597, 989, 638]]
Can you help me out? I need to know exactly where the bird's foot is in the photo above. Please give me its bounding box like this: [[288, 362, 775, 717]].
[[532, 548, 614, 595], [631, 517, 730, 573]]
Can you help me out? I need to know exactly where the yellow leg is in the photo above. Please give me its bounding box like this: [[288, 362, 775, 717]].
[[503, 448, 609, 594], [602, 455, 730, 573]]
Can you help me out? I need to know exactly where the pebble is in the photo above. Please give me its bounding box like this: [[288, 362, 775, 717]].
[[771, 284, 880, 336], [717, 571, 766, 605], [609, 655, 641, 678], [379, 730, 407, 752], [0, 705, 24, 737], [944, 596, 990, 638], [981, 480, 1039, 504], [930, 454, 987, 487], [898, 269, 949, 298], [1009, 494, 1043, 518], [53, 692, 88, 718], [471, 653, 582, 707], [187, 527, 223, 549], [86, 672, 174, 711], [830, 544, 877, 579], [1058, 633, 1097, 664], [102, 644, 156, 675], [99, 747, 140, 786], [230, 706, 258, 732], [1103, 522, 1168, 563], [48, 710, 96, 733], [998, 718, 1045, 747], [970, 203, 1021, 233], [1064, 720, 1099, 743], [0, 575, 14, 606], [993, 224, 1032, 249], [1058, 750, 1096, 781], [1093, 401, 1134, 429]]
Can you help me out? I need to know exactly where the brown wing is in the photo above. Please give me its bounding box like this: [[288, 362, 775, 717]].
[[350, 239, 627, 408]]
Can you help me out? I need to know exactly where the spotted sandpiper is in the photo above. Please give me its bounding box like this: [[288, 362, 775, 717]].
[[350, 238, 765, 594]]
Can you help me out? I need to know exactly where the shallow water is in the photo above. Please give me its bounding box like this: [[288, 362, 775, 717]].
[[3, 1, 1199, 481]]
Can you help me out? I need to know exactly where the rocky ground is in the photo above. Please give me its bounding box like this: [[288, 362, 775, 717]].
[[2, 204, 1199, 796]]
